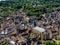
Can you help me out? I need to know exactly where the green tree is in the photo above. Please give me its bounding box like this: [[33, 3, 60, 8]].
[[45, 41, 57, 45], [57, 42, 60, 45], [0, 41, 8, 45]]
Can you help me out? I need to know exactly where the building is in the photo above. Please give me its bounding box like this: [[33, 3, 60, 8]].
[[32, 26, 52, 44]]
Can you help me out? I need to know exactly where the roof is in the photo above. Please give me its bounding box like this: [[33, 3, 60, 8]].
[[10, 41, 15, 45], [52, 39, 60, 44], [33, 26, 45, 33], [0, 31, 8, 34], [0, 28, 3, 30]]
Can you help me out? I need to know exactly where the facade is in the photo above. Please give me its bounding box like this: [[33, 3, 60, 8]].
[[32, 26, 52, 40]]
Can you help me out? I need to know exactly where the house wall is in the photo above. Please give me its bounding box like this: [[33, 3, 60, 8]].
[[32, 29, 52, 40]]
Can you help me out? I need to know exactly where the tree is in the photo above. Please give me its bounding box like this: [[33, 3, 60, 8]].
[[45, 41, 57, 45], [0, 41, 8, 45], [58, 42, 60, 45], [0, 17, 3, 21]]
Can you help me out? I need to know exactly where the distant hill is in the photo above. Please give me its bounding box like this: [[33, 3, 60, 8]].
[[6, 0, 20, 2], [5, 0, 60, 2], [0, 0, 60, 3], [0, 0, 60, 21], [5, 0, 34, 2]]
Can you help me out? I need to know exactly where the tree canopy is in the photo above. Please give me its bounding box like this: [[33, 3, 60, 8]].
[[0, 0, 60, 21]]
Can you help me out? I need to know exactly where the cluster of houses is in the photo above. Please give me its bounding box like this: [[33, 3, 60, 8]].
[[0, 11, 60, 45]]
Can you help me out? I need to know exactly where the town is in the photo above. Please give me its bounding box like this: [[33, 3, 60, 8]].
[[0, 0, 60, 45], [0, 11, 60, 45]]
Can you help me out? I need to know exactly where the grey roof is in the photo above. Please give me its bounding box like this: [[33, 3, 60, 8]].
[[0, 28, 3, 30], [33, 26, 45, 33]]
